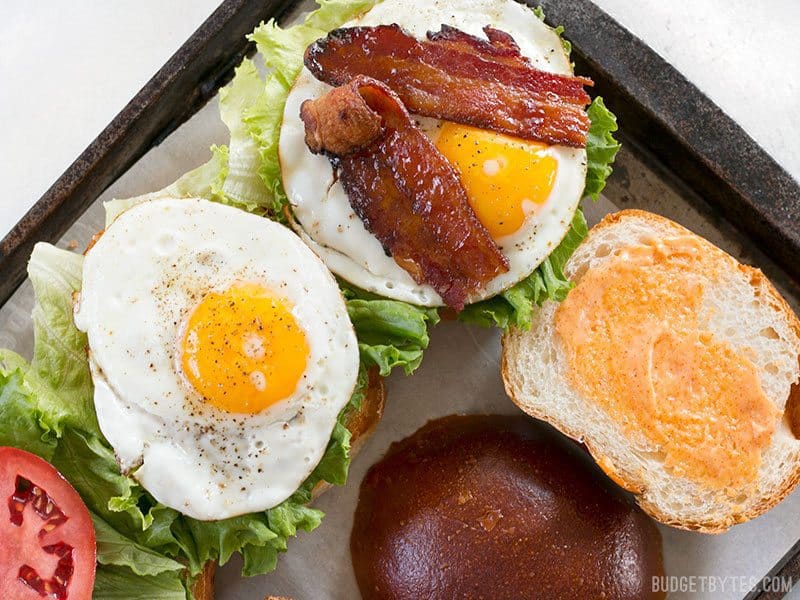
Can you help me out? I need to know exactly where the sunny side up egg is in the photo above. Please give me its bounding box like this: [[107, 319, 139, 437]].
[[74, 198, 359, 520], [279, 0, 588, 307]]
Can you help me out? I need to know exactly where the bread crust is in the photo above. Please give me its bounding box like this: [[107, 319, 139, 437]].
[[191, 369, 386, 598], [191, 562, 216, 600], [502, 209, 800, 533]]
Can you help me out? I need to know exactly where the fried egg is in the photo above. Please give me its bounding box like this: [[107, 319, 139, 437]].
[[74, 198, 359, 520], [279, 0, 587, 307]]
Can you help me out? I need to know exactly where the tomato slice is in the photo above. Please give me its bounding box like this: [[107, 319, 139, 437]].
[[0, 447, 96, 599]]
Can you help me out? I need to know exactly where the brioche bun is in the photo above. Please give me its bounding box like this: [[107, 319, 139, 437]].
[[351, 414, 665, 600]]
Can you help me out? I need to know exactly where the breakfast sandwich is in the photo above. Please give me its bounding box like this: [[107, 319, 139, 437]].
[[275, 0, 620, 327], [503, 210, 800, 532], [76, 198, 362, 521]]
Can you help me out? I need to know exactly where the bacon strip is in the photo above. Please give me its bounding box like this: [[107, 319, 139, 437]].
[[300, 82, 383, 155], [305, 24, 593, 147], [300, 77, 509, 310]]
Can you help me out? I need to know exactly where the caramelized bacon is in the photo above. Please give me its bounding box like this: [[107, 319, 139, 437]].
[[301, 82, 383, 156], [305, 24, 593, 147], [428, 25, 524, 64], [300, 77, 509, 310]]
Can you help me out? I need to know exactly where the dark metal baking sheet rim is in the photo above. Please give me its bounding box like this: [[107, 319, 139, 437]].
[[1, 0, 799, 597]]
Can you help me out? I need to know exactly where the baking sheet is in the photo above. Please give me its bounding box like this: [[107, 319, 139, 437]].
[[1, 2, 800, 598]]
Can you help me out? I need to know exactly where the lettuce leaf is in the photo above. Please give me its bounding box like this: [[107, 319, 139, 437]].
[[49, 427, 169, 533], [0, 354, 60, 459], [218, 60, 273, 212], [584, 97, 621, 200], [104, 145, 230, 226], [93, 514, 184, 577], [93, 566, 187, 600], [342, 286, 439, 375], [104, 58, 271, 224], [458, 209, 588, 329], [103, 64, 269, 225], [28, 243, 98, 432]]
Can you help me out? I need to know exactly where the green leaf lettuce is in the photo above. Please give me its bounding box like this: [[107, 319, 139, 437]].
[[458, 209, 589, 329]]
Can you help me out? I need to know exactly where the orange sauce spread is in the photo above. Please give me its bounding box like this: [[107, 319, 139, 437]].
[[555, 236, 779, 492]]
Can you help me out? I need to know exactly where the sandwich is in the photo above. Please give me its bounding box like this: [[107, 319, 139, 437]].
[[0, 198, 394, 598], [502, 210, 800, 532], [281, 0, 620, 328]]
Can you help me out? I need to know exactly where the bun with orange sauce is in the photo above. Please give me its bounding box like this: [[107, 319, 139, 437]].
[[503, 209, 800, 532]]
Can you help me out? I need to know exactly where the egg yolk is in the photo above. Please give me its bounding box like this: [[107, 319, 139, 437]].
[[435, 122, 558, 239], [180, 283, 309, 414]]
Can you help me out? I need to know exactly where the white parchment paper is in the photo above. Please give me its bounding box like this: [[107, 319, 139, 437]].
[[1, 2, 799, 598]]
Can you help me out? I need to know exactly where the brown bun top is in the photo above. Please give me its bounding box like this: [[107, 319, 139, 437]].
[[351, 415, 665, 600]]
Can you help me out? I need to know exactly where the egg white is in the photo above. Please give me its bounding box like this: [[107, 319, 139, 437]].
[[279, 0, 588, 307], [74, 198, 359, 520]]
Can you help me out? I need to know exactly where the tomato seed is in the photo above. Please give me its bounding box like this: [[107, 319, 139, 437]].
[[9, 476, 75, 599]]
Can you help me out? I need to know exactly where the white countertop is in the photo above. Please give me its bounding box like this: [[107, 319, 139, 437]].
[[1, 0, 797, 239], [0, 0, 222, 235], [595, 0, 800, 181]]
